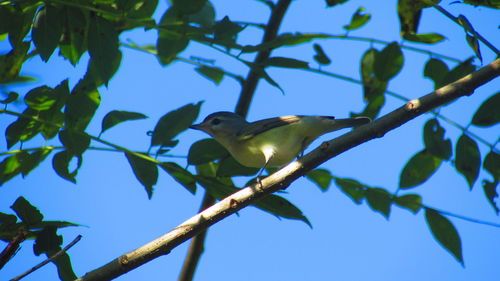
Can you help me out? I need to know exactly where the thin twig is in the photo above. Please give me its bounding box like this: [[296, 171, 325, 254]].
[[10, 235, 82, 281], [426, 206, 500, 228]]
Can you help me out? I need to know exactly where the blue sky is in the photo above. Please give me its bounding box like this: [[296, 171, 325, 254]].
[[1, 0, 499, 280]]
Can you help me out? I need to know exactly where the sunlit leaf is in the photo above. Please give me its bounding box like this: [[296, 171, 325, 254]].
[[425, 208, 464, 266], [394, 193, 422, 214], [100, 110, 148, 135], [160, 162, 197, 194], [423, 119, 452, 160], [11, 196, 43, 226], [306, 169, 333, 191], [471, 92, 499, 127], [343, 7, 371, 31], [125, 152, 158, 198], [455, 134, 480, 189], [24, 86, 56, 111], [365, 187, 392, 218], [403, 32, 445, 44], [400, 150, 441, 189], [32, 5, 63, 62], [151, 102, 202, 148]]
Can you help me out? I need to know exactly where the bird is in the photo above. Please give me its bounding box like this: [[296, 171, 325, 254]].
[[190, 112, 371, 169]]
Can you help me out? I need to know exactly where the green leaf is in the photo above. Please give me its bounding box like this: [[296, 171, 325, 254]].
[[455, 134, 480, 189], [312, 43, 331, 66], [356, 48, 387, 119], [325, 0, 350, 7], [52, 150, 82, 183], [365, 187, 392, 219], [399, 150, 442, 189], [217, 156, 259, 177], [32, 5, 63, 62], [465, 34, 482, 62], [343, 7, 371, 31], [213, 16, 244, 45], [306, 168, 333, 191], [0, 153, 24, 185], [100, 110, 148, 135], [423, 118, 452, 160], [64, 78, 101, 131], [58, 129, 90, 156], [462, 0, 500, 8], [334, 177, 365, 204], [241, 33, 332, 53], [87, 15, 119, 85], [471, 92, 499, 127], [442, 58, 476, 86], [5, 5, 36, 47], [403, 32, 446, 44], [0, 41, 30, 83], [482, 180, 499, 214], [151, 102, 202, 148], [5, 108, 41, 148], [187, 1, 215, 28], [171, 0, 207, 15], [24, 86, 56, 111], [188, 138, 228, 165], [374, 42, 404, 81], [424, 58, 449, 89], [0, 92, 19, 104], [397, 0, 422, 35], [483, 151, 499, 181], [262, 57, 309, 69], [0, 212, 17, 225], [59, 7, 88, 66], [160, 162, 197, 194], [20, 148, 53, 177], [425, 208, 464, 266], [11, 196, 43, 226], [125, 152, 158, 199], [195, 66, 225, 85], [394, 193, 422, 214], [156, 30, 189, 65]]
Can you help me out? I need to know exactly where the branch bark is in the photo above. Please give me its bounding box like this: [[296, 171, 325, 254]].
[[75, 58, 499, 281]]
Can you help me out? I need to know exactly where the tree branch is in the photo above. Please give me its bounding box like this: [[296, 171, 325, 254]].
[[75, 58, 499, 281]]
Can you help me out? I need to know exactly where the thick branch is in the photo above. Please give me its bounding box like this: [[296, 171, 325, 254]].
[[75, 59, 499, 281]]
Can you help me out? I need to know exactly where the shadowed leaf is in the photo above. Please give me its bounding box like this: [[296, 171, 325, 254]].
[[365, 187, 392, 218], [306, 169, 333, 191], [424, 118, 452, 160], [32, 5, 63, 62], [100, 110, 148, 135], [125, 152, 158, 199], [160, 162, 197, 194], [188, 138, 228, 165], [394, 193, 422, 214], [425, 208, 464, 266], [11, 196, 43, 226], [400, 150, 441, 189], [471, 92, 499, 127], [374, 42, 404, 81], [455, 134, 480, 189]]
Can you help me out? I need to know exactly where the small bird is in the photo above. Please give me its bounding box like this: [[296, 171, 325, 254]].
[[190, 112, 371, 169]]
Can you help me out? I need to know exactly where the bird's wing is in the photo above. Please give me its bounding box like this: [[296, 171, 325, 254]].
[[236, 115, 302, 140]]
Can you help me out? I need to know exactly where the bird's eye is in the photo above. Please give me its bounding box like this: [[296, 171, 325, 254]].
[[211, 118, 221, 125]]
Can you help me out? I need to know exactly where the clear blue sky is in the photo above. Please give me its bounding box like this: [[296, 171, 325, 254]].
[[1, 1, 499, 280]]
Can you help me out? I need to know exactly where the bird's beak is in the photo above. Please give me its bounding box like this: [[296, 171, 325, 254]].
[[189, 123, 205, 131]]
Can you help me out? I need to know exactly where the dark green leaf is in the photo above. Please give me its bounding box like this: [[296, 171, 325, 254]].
[[1, 5, 36, 48], [466, 34, 482, 62], [400, 150, 442, 189], [403, 32, 446, 44], [334, 177, 365, 204], [482, 180, 499, 214], [24, 86, 56, 111], [0, 212, 17, 225], [11, 196, 43, 226], [397, 0, 422, 35], [247, 63, 284, 94], [325, 0, 350, 7], [483, 151, 499, 181], [125, 152, 158, 199], [100, 110, 148, 135], [171, 0, 207, 15], [151, 102, 202, 148], [241, 33, 332, 53], [121, 0, 159, 18], [394, 193, 422, 214], [442, 58, 476, 86], [64, 78, 101, 131], [188, 138, 228, 165], [312, 43, 331, 66], [343, 7, 371, 30], [156, 30, 189, 65], [59, 129, 90, 155], [5, 108, 41, 148], [374, 42, 404, 81], [425, 208, 464, 266], [195, 66, 225, 85], [0, 41, 30, 83], [0, 92, 19, 104], [160, 162, 197, 194], [455, 134, 480, 189], [217, 156, 259, 177], [32, 5, 63, 62], [462, 0, 500, 8], [423, 118, 452, 160], [59, 7, 88, 66], [87, 15, 119, 85], [471, 92, 499, 127], [214, 16, 244, 45], [356, 48, 387, 119], [187, 1, 215, 28], [365, 187, 392, 218], [424, 58, 449, 89], [30, 220, 80, 230], [21, 148, 53, 177], [52, 150, 82, 183], [306, 169, 333, 191], [262, 57, 309, 69]]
